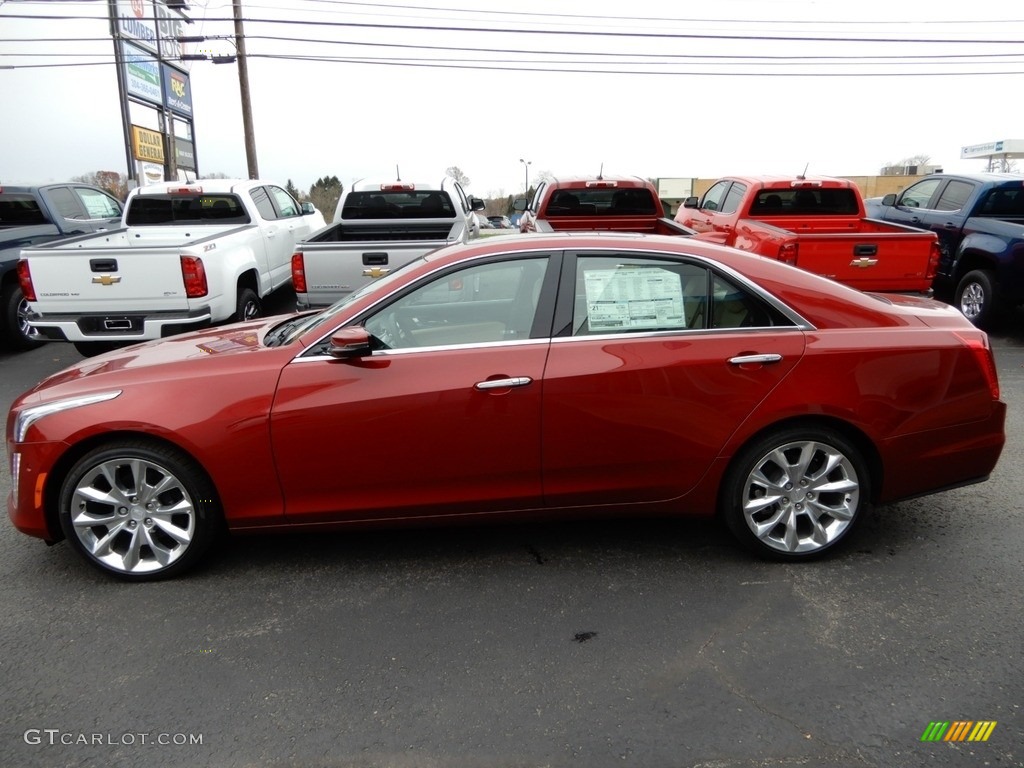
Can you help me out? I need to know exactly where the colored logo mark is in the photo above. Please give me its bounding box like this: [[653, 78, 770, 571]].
[[921, 721, 997, 742]]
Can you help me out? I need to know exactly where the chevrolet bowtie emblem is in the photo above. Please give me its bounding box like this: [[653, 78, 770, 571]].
[[92, 275, 122, 285], [849, 257, 878, 269], [362, 267, 391, 279]]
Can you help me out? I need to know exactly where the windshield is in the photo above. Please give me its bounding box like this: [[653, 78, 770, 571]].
[[264, 256, 429, 347]]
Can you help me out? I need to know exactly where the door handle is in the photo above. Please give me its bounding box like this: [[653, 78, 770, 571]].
[[729, 354, 782, 365], [474, 376, 533, 390]]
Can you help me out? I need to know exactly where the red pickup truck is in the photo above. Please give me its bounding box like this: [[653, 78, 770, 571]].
[[675, 175, 940, 293], [516, 175, 695, 236]]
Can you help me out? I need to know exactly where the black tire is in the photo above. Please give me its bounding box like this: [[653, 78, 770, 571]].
[[954, 269, 1000, 329], [235, 287, 262, 322], [1, 281, 45, 351], [720, 426, 869, 561], [58, 440, 221, 581]]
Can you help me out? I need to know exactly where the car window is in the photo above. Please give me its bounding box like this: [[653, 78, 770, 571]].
[[720, 182, 747, 215], [700, 181, 731, 213], [77, 187, 122, 219], [364, 257, 550, 349], [249, 187, 278, 220], [268, 185, 299, 217], [934, 180, 975, 212], [571, 255, 791, 335], [898, 178, 943, 209], [46, 187, 87, 220]]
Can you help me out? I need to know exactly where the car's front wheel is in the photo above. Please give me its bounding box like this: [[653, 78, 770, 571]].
[[58, 441, 221, 580], [721, 427, 869, 560]]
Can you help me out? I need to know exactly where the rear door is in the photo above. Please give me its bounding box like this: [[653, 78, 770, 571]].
[[541, 251, 806, 508]]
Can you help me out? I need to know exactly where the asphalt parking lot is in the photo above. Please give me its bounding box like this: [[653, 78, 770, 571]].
[[1, 293, 1022, 768]]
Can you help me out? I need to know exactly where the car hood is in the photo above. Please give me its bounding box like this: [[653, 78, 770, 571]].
[[26, 318, 282, 396]]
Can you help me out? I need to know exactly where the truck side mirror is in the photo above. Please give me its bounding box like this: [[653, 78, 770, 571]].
[[301, 202, 318, 215], [682, 196, 699, 209], [512, 197, 527, 212], [881, 194, 897, 207], [328, 326, 372, 358], [470, 197, 486, 212]]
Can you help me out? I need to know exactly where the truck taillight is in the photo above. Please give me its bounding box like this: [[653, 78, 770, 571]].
[[381, 183, 414, 191], [180, 256, 208, 298], [16, 260, 35, 301], [291, 252, 306, 293], [926, 241, 940, 280], [954, 330, 1000, 401], [779, 242, 798, 265]]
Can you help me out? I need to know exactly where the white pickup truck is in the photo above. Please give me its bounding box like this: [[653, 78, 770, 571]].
[[18, 179, 325, 355], [291, 175, 485, 308]]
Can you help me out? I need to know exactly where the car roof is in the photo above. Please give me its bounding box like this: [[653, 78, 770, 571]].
[[714, 175, 857, 190], [544, 175, 653, 190]]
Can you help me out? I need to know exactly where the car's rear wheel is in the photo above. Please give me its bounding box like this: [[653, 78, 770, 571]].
[[235, 287, 261, 322], [1, 282, 45, 350], [58, 441, 221, 580], [955, 269, 999, 329], [721, 427, 868, 560]]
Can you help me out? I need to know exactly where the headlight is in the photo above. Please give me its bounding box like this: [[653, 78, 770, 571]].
[[13, 391, 122, 442]]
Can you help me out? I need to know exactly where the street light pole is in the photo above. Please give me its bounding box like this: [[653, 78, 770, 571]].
[[520, 158, 531, 199], [233, 0, 258, 179]]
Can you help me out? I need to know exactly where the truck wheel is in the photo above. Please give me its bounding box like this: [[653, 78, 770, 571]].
[[58, 440, 221, 581], [235, 287, 261, 322], [1, 282, 44, 351], [954, 269, 1000, 329], [720, 426, 868, 561]]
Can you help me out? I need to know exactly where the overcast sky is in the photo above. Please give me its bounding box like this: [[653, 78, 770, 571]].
[[1, 0, 1023, 198]]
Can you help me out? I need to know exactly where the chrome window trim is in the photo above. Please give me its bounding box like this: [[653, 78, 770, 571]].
[[289, 244, 817, 364], [293, 336, 551, 362]]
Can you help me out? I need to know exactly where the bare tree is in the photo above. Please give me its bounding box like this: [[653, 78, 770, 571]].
[[72, 171, 129, 200], [446, 166, 471, 187]]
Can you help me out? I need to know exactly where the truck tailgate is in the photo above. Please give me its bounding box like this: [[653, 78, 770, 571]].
[[295, 240, 440, 307], [790, 231, 936, 292], [26, 248, 190, 312]]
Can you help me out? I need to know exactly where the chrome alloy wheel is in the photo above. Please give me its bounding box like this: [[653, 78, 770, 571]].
[[958, 281, 985, 321], [17, 295, 42, 342], [740, 440, 860, 554], [68, 456, 197, 575]]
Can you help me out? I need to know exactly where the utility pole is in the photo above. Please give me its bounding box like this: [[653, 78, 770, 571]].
[[233, 0, 258, 179]]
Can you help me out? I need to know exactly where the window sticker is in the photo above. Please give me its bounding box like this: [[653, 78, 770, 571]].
[[584, 267, 686, 331]]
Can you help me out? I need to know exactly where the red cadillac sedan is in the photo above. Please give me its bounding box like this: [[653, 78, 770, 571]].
[[6, 233, 1006, 580]]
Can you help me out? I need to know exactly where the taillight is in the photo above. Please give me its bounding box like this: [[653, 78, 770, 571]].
[[926, 241, 940, 281], [291, 252, 306, 293], [16, 259, 35, 301], [778, 242, 798, 265], [179, 256, 208, 298], [954, 330, 1000, 401]]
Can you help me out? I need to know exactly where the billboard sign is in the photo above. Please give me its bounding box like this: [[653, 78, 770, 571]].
[[131, 125, 165, 163], [162, 64, 193, 117], [175, 138, 196, 171], [123, 41, 162, 105], [116, 0, 158, 54]]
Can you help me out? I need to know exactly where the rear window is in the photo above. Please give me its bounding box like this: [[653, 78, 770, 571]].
[[0, 195, 47, 226], [341, 191, 455, 220], [748, 188, 860, 216], [546, 187, 657, 217], [125, 194, 251, 226]]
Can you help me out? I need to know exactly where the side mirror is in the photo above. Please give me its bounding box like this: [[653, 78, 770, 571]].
[[881, 193, 897, 207], [328, 326, 372, 359], [301, 202, 318, 215], [470, 197, 486, 212], [512, 197, 527, 212], [682, 196, 699, 209]]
